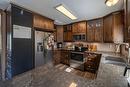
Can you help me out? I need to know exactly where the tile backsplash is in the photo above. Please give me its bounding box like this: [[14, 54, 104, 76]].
[[63, 42, 128, 52]]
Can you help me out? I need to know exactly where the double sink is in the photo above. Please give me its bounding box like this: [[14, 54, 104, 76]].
[[105, 56, 127, 66]]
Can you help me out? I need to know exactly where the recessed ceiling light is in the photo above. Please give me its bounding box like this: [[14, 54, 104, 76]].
[[55, 4, 77, 20], [105, 0, 119, 7]]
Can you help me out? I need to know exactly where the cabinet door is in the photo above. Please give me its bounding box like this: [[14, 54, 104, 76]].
[[67, 32, 72, 42], [87, 22, 95, 42], [124, 0, 130, 42], [33, 14, 54, 29], [72, 23, 78, 33], [67, 25, 72, 31], [53, 50, 61, 65], [56, 25, 63, 42], [103, 15, 113, 42], [61, 51, 70, 65], [113, 12, 123, 43], [78, 22, 87, 33], [63, 32, 68, 42], [127, 0, 130, 41], [63, 25, 72, 42], [94, 19, 103, 42], [47, 20, 54, 29], [34, 14, 42, 28], [67, 25, 72, 41]]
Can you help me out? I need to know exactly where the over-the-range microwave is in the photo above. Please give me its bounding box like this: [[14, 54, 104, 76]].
[[73, 34, 86, 41]]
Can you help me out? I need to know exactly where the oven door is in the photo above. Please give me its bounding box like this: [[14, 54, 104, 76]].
[[71, 53, 84, 62], [70, 53, 84, 71]]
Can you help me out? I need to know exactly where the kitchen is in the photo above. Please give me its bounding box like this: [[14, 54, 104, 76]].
[[0, 0, 130, 87]]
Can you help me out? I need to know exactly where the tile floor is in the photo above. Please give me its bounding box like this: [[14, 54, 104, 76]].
[[0, 57, 128, 87]]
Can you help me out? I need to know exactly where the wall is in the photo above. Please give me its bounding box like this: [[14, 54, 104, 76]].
[[64, 42, 125, 52], [11, 5, 34, 77]]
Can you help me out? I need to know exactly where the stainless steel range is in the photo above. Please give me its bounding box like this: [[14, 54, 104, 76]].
[[70, 51, 85, 71]]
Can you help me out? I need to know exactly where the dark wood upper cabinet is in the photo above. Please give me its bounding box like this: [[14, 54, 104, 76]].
[[53, 25, 57, 42], [124, 0, 130, 42], [78, 22, 87, 33], [33, 14, 54, 30], [103, 11, 124, 43], [87, 18, 103, 42], [63, 25, 72, 42], [128, 0, 130, 30], [56, 25, 64, 42], [56, 11, 124, 43], [103, 14, 113, 42], [94, 19, 103, 42], [72, 23, 79, 33], [71, 21, 87, 41], [72, 21, 87, 34], [87, 21, 95, 42]]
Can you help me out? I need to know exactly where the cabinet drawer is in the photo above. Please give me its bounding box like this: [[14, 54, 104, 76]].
[[85, 62, 97, 68], [87, 57, 97, 62], [84, 62, 97, 73], [85, 67, 97, 73]]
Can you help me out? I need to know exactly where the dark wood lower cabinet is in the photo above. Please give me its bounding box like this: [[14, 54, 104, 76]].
[[53, 50, 70, 66], [53, 50, 101, 73], [53, 50, 61, 65], [60, 50, 70, 66], [84, 53, 101, 73]]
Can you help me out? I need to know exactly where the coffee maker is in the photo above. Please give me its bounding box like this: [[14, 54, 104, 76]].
[[57, 42, 63, 48]]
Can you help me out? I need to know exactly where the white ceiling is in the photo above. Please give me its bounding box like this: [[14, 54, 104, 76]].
[[0, 0, 124, 25], [0, 0, 10, 10]]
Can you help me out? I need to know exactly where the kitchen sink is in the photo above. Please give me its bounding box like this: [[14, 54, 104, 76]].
[[105, 56, 126, 66]]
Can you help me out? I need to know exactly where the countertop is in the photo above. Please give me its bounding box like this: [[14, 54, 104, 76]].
[[0, 51, 127, 87], [54, 48, 75, 51], [54, 48, 124, 57]]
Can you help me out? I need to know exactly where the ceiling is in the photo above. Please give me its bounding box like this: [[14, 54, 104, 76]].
[[0, 0, 124, 25]]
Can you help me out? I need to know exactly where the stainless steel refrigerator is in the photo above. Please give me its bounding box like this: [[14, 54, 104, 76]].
[[35, 30, 54, 67]]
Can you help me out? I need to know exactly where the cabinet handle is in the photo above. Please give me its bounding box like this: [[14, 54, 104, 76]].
[[88, 66, 91, 68], [66, 55, 69, 57], [88, 59, 92, 61]]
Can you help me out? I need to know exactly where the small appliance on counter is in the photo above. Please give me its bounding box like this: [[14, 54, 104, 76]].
[[88, 45, 97, 51], [74, 46, 88, 52], [57, 42, 63, 48]]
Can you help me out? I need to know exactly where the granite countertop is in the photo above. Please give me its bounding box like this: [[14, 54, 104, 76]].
[[1, 51, 128, 87], [54, 48, 120, 55], [54, 48, 75, 51], [54, 48, 124, 58], [85, 51, 121, 56]]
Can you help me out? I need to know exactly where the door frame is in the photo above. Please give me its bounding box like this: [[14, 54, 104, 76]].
[[0, 9, 7, 80]]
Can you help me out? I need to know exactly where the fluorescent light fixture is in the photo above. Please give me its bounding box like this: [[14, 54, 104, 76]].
[[105, 0, 119, 7], [56, 4, 77, 20]]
